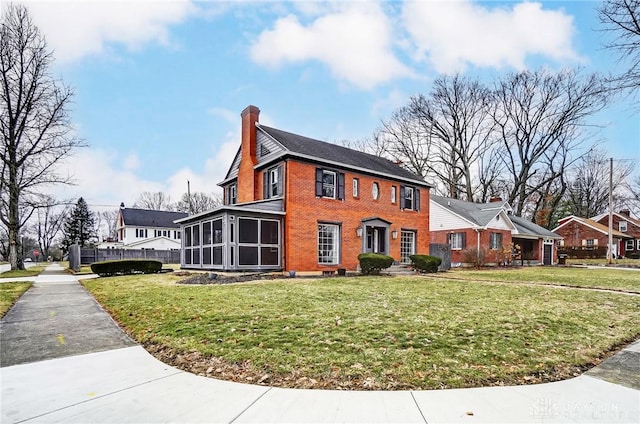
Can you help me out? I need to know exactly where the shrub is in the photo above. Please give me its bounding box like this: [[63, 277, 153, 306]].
[[358, 253, 394, 275], [628, 252, 640, 259], [91, 259, 162, 277], [461, 248, 487, 268], [409, 254, 442, 273]]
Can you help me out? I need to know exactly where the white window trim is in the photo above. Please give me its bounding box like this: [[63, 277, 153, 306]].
[[352, 178, 359, 197], [322, 170, 337, 199], [404, 186, 414, 210], [391, 186, 397, 204], [451, 233, 464, 250], [318, 223, 340, 265], [626, 239, 634, 250], [619, 221, 628, 232]]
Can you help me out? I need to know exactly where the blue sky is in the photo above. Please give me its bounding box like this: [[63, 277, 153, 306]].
[[21, 0, 640, 210]]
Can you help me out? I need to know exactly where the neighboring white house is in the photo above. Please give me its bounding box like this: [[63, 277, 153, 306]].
[[105, 207, 188, 250]]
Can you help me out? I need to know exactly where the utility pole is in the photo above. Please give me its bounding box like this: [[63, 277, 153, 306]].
[[608, 157, 613, 265]]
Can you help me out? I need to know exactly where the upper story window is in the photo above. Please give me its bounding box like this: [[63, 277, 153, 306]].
[[400, 185, 420, 211], [619, 221, 628, 232], [136, 228, 148, 238], [315, 168, 344, 200], [353, 178, 359, 197], [227, 184, 237, 205], [372, 182, 379, 200], [263, 165, 282, 199]]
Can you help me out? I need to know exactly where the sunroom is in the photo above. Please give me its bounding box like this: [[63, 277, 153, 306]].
[[176, 206, 285, 271]]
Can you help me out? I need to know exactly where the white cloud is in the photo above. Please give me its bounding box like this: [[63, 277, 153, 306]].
[[250, 2, 412, 89], [402, 0, 580, 73], [122, 152, 140, 171], [21, 0, 196, 64]]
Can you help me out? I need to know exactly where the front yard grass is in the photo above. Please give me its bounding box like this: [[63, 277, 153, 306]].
[[450, 267, 640, 293], [83, 272, 640, 390], [0, 265, 44, 278], [0, 282, 31, 317]]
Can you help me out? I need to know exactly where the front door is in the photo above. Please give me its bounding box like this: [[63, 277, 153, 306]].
[[366, 226, 387, 254], [543, 244, 552, 265]]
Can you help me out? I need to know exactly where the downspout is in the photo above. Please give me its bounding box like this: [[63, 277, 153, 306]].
[[473, 226, 486, 264]]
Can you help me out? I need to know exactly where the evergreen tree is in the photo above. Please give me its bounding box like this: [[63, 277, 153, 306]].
[[61, 198, 95, 252]]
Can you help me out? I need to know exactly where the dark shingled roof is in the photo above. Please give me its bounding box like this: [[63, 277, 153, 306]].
[[258, 124, 430, 186], [121, 208, 188, 228]]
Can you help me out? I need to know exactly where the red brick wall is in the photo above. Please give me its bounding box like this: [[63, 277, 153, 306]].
[[283, 160, 430, 271], [593, 214, 640, 255], [555, 222, 609, 248], [237, 106, 260, 203], [431, 228, 512, 264]]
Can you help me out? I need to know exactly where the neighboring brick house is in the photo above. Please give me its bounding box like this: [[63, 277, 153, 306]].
[[591, 210, 640, 258], [109, 206, 187, 250], [430, 195, 561, 266], [552, 215, 632, 258], [176, 105, 431, 272]]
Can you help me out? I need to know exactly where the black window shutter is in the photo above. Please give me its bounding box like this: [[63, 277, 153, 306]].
[[315, 168, 323, 197], [415, 189, 421, 211], [400, 185, 406, 209], [338, 173, 345, 200], [263, 171, 268, 199], [462, 232, 467, 249]]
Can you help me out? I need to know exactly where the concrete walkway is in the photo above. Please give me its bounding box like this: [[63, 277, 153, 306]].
[[1, 265, 639, 423]]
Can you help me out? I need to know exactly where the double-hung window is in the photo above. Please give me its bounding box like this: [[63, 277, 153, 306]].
[[315, 168, 345, 200], [400, 186, 420, 211], [490, 232, 503, 250], [263, 165, 283, 199], [318, 223, 340, 265], [449, 232, 466, 250], [352, 178, 359, 197], [626, 239, 634, 251], [227, 184, 237, 205], [619, 221, 628, 232]]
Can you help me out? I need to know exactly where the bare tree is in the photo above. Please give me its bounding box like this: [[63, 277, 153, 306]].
[[29, 195, 66, 259], [408, 74, 497, 201], [598, 0, 640, 100], [491, 69, 609, 216], [0, 4, 83, 270], [133, 191, 173, 210], [374, 101, 437, 183], [175, 192, 222, 214], [563, 150, 634, 218], [100, 209, 119, 240]]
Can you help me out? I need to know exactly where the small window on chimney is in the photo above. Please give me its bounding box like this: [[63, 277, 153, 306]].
[[619, 221, 627, 232]]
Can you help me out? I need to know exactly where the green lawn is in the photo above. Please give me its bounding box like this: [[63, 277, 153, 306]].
[[0, 265, 44, 278], [449, 267, 640, 293], [0, 282, 31, 317], [83, 271, 640, 390]]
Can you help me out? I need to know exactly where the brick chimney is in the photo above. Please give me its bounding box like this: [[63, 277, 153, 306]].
[[238, 105, 260, 203], [489, 196, 503, 203], [619, 209, 631, 217]]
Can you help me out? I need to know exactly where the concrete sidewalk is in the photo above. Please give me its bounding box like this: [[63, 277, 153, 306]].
[[1, 265, 639, 423]]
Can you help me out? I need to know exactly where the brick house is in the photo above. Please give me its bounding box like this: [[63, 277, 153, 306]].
[[430, 195, 561, 266], [176, 105, 431, 272], [591, 210, 640, 258], [552, 215, 632, 258]]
